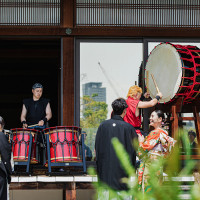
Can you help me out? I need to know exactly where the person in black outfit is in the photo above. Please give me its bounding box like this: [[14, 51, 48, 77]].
[[0, 116, 12, 200], [82, 132, 93, 161], [188, 130, 198, 148], [20, 83, 52, 129], [20, 83, 52, 165], [95, 98, 137, 194], [188, 130, 198, 155]]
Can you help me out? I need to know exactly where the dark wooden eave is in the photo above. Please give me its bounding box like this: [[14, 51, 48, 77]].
[[0, 26, 200, 37]]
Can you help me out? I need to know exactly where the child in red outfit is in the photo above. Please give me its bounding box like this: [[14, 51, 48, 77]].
[[124, 85, 162, 136]]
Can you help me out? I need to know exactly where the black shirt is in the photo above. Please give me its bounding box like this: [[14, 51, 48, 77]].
[[95, 115, 137, 191], [23, 98, 49, 125]]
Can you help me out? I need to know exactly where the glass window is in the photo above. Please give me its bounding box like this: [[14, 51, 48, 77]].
[[80, 42, 143, 160]]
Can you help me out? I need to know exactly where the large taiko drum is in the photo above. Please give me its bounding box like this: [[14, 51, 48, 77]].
[[145, 43, 200, 104], [11, 128, 39, 164], [44, 126, 81, 162]]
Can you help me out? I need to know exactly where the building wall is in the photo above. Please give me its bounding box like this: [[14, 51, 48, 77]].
[[10, 189, 95, 200], [82, 82, 106, 103]]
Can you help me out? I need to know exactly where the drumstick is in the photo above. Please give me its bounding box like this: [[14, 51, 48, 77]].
[[151, 74, 160, 93], [28, 124, 39, 128]]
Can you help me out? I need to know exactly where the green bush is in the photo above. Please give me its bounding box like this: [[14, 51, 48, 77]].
[[89, 129, 200, 200]]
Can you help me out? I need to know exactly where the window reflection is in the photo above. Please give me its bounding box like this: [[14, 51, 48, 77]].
[[80, 42, 143, 159]]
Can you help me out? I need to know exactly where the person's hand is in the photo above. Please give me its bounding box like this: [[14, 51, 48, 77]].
[[157, 92, 163, 99], [138, 134, 144, 143], [22, 123, 28, 128], [38, 120, 44, 126], [144, 92, 150, 98]]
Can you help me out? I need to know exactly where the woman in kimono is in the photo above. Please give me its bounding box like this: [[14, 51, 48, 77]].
[[137, 110, 175, 193]]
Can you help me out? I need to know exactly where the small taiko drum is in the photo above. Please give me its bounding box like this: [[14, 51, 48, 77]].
[[44, 126, 81, 162], [145, 43, 200, 104], [11, 128, 39, 164]]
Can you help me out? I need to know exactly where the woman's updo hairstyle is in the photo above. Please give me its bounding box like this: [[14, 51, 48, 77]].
[[154, 110, 165, 126]]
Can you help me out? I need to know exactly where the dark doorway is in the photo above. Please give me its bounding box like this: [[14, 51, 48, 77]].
[[0, 38, 61, 129]]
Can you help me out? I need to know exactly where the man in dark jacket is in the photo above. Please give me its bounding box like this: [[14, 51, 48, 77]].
[[0, 116, 12, 200], [95, 98, 137, 192]]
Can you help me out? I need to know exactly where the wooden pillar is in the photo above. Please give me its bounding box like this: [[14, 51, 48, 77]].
[[62, 37, 74, 126], [171, 105, 179, 138], [61, 0, 74, 28], [142, 41, 150, 134], [193, 106, 200, 143], [64, 183, 76, 200], [61, 0, 75, 126]]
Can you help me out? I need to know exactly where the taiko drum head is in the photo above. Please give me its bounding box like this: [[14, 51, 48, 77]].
[[145, 43, 183, 103]]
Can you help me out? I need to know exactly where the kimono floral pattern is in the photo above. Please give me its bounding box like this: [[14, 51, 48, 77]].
[[138, 128, 176, 192]]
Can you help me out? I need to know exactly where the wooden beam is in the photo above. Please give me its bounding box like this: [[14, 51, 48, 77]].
[[178, 117, 196, 121], [180, 155, 200, 160], [62, 37, 74, 126], [1, 26, 200, 37], [0, 26, 66, 36], [170, 117, 196, 121], [69, 27, 200, 37], [76, 183, 94, 190], [10, 182, 72, 190]]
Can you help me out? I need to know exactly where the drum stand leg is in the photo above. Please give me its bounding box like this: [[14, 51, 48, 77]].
[[43, 147, 46, 166], [81, 134, 86, 173], [46, 134, 52, 173], [170, 100, 200, 145], [171, 105, 179, 138]]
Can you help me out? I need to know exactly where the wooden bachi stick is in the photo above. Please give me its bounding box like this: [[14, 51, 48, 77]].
[[151, 74, 160, 93], [28, 124, 39, 128]]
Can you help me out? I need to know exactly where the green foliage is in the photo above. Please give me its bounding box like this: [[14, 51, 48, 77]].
[[80, 95, 108, 128], [80, 95, 108, 160], [89, 129, 200, 200]]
